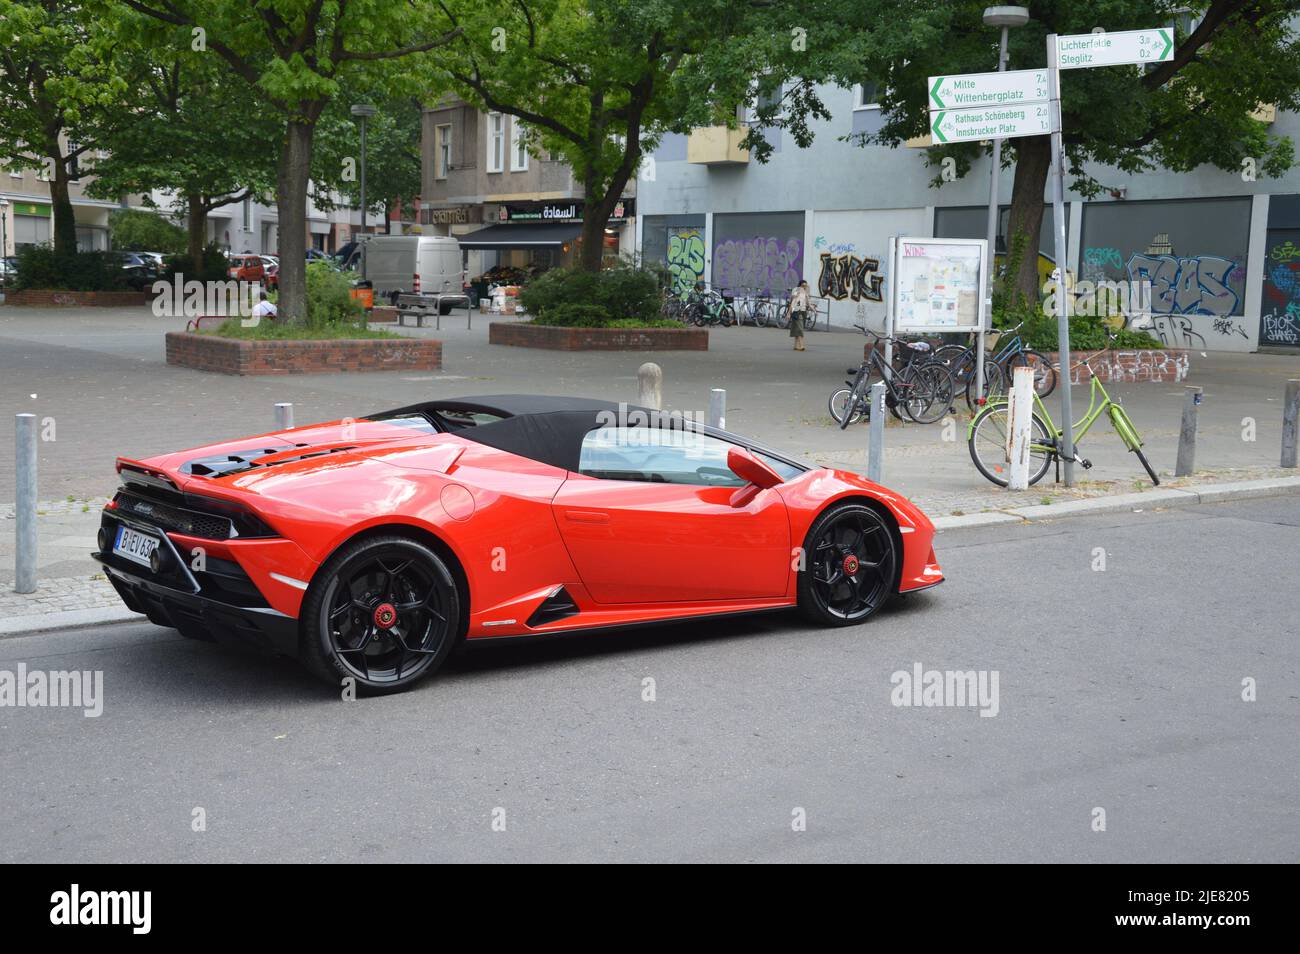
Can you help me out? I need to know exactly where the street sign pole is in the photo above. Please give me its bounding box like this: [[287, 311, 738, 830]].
[[979, 28, 1014, 404], [1046, 34, 1073, 486]]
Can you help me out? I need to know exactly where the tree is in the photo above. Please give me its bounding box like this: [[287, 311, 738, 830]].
[[841, 1, 1300, 303], [107, 207, 186, 251], [431, 0, 834, 271], [85, 13, 278, 263], [0, 1, 132, 254], [115, 0, 460, 321], [310, 87, 425, 235]]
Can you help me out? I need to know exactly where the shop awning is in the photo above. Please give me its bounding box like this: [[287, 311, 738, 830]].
[[458, 222, 582, 250]]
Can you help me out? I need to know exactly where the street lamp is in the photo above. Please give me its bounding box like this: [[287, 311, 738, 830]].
[[978, 6, 1030, 399], [350, 103, 377, 278], [0, 198, 8, 289]]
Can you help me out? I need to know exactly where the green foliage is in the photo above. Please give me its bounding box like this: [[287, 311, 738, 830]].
[[163, 243, 230, 283], [304, 261, 365, 328], [535, 303, 612, 327], [995, 304, 1162, 352], [109, 209, 186, 253], [311, 89, 424, 220], [209, 319, 396, 340], [519, 264, 661, 326], [11, 246, 126, 291]]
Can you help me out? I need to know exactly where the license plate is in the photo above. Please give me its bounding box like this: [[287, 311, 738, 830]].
[[114, 525, 160, 568]]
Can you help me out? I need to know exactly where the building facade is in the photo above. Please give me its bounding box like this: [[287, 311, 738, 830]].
[[419, 96, 635, 282], [0, 148, 150, 255], [637, 82, 1300, 353]]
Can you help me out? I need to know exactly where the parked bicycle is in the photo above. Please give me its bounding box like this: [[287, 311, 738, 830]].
[[829, 329, 956, 427], [932, 322, 1058, 411], [967, 333, 1158, 487], [683, 284, 736, 326]]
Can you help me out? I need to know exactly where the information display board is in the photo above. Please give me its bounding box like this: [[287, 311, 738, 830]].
[[889, 237, 987, 333]]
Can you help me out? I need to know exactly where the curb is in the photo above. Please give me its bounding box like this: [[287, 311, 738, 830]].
[[932, 475, 1300, 531], [0, 605, 143, 639]]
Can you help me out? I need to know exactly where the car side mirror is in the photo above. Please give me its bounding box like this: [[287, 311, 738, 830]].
[[727, 447, 783, 507]]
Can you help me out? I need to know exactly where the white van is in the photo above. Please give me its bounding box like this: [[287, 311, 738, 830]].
[[361, 235, 469, 313]]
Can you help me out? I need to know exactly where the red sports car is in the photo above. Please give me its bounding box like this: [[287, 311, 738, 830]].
[[94, 395, 942, 692]]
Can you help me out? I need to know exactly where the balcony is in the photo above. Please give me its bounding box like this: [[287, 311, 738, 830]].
[[687, 125, 750, 165]]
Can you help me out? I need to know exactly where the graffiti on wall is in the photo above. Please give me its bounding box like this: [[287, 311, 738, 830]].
[[1261, 238, 1300, 347], [816, 252, 884, 302], [1125, 253, 1239, 317], [666, 228, 706, 295], [712, 236, 802, 296]]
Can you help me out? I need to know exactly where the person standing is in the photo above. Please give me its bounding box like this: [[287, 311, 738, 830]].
[[788, 280, 811, 351]]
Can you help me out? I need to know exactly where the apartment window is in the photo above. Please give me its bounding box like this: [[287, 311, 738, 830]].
[[486, 113, 505, 173], [436, 124, 452, 179], [856, 82, 880, 110], [9, 166, 22, 179], [242, 197, 252, 231], [67, 144, 80, 181], [510, 119, 528, 172], [747, 83, 783, 123]]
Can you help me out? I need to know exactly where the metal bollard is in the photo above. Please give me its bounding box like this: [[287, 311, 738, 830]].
[[867, 382, 885, 483], [1175, 386, 1201, 477], [275, 402, 294, 430], [15, 413, 37, 594], [637, 362, 663, 410], [1283, 379, 1299, 468], [709, 388, 726, 430], [1007, 366, 1035, 490]]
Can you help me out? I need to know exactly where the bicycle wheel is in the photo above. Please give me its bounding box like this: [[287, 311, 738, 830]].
[[828, 387, 866, 426], [968, 403, 1054, 487], [721, 304, 736, 326], [964, 359, 1008, 411], [900, 362, 954, 424], [1008, 349, 1058, 398], [837, 375, 870, 430]]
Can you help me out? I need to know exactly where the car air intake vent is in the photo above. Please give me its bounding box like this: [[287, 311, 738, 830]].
[[526, 587, 579, 628], [183, 448, 287, 477]]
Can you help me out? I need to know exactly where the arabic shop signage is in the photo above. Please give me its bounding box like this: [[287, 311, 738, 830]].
[[497, 199, 635, 223]]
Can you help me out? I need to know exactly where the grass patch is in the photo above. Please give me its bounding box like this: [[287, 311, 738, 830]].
[[203, 319, 400, 340]]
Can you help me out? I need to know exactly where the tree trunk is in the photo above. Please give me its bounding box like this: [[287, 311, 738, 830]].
[[276, 119, 315, 322], [48, 155, 78, 256], [1005, 135, 1052, 308], [186, 195, 207, 265], [577, 162, 635, 272]]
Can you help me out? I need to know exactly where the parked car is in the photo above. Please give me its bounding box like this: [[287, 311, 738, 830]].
[[361, 235, 468, 313], [0, 256, 17, 287], [227, 253, 268, 284], [119, 252, 161, 291], [92, 394, 943, 692]]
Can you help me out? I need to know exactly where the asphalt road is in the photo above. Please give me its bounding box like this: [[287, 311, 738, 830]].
[[1, 497, 1296, 863]]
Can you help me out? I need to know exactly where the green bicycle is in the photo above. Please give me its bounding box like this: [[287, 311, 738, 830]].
[[967, 354, 1159, 488]]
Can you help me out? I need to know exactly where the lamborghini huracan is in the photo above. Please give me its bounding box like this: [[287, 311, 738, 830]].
[[94, 395, 943, 692]]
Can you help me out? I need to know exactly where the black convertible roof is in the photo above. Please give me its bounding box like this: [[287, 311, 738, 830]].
[[368, 394, 807, 474]]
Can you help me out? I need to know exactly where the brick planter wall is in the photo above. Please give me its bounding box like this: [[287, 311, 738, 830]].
[[490, 321, 708, 351], [1043, 348, 1190, 384], [165, 332, 442, 375], [4, 289, 151, 307]]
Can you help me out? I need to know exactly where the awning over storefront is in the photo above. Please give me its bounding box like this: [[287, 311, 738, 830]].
[[458, 222, 582, 250]]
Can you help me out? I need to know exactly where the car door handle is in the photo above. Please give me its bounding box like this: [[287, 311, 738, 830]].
[[563, 509, 610, 524]]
